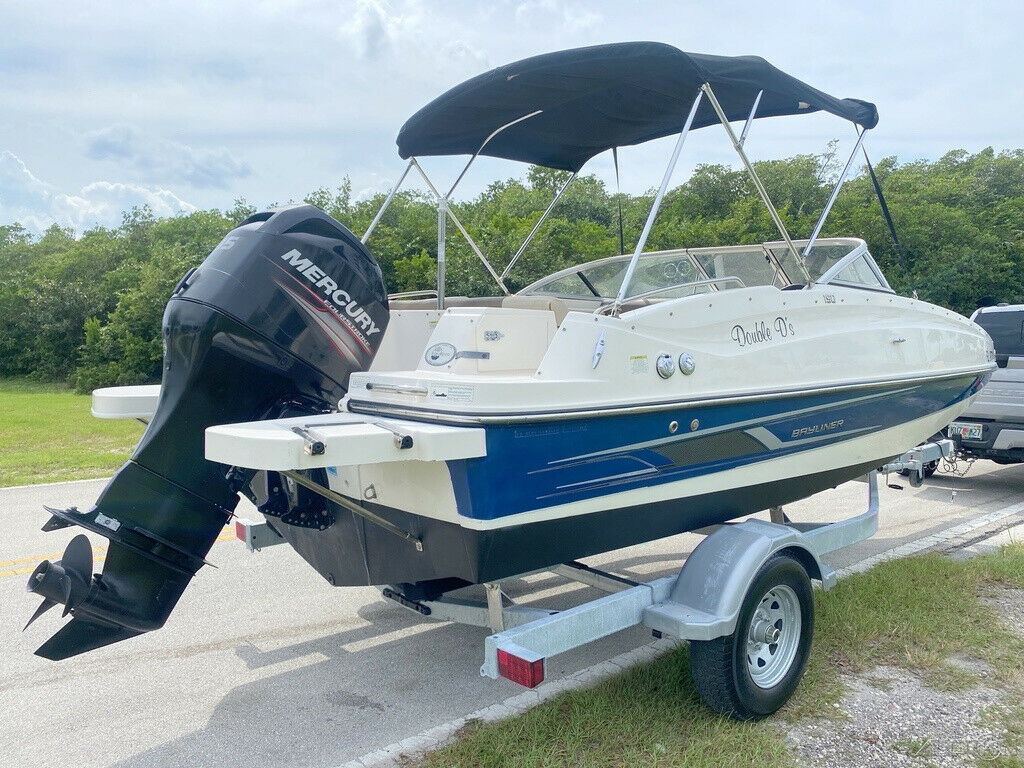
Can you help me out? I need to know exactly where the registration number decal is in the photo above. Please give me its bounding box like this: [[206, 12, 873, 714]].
[[949, 421, 983, 441]]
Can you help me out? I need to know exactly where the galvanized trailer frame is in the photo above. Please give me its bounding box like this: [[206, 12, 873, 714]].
[[234, 441, 953, 690]]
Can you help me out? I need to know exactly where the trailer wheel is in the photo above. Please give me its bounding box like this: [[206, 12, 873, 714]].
[[689, 554, 814, 720]]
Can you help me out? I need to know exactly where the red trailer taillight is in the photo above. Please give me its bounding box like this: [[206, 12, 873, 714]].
[[497, 649, 544, 688]]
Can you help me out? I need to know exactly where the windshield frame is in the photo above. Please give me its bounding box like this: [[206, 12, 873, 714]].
[[517, 237, 893, 305]]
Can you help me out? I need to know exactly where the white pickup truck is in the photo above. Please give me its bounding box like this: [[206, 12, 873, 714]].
[[948, 304, 1024, 464]]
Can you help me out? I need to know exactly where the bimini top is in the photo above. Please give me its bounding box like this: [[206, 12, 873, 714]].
[[397, 42, 878, 172]]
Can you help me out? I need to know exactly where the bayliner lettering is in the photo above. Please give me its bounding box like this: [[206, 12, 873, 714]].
[[792, 419, 844, 439], [279, 249, 381, 337]]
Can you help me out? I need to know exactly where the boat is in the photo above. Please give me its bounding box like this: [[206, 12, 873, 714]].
[[24, 42, 994, 663]]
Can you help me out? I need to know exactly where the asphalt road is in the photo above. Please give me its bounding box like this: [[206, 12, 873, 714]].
[[2, 461, 1022, 768]]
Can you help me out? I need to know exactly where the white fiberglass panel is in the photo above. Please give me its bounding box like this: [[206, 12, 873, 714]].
[[349, 284, 991, 419]]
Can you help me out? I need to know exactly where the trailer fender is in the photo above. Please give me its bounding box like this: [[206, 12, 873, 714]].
[[642, 520, 831, 642]]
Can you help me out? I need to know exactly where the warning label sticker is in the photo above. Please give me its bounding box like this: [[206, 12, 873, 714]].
[[430, 384, 475, 404], [629, 355, 649, 375]]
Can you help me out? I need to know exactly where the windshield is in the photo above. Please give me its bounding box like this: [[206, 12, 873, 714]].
[[519, 238, 883, 301]]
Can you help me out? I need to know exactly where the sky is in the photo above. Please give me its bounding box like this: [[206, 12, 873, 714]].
[[1, 0, 1021, 235]]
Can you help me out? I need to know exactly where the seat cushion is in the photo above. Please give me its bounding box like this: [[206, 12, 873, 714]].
[[500, 294, 570, 324]]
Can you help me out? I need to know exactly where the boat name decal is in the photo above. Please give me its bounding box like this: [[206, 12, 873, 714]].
[[279, 249, 382, 337], [791, 419, 844, 439], [731, 316, 795, 346]]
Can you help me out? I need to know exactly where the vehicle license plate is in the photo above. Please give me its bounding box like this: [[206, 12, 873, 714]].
[[949, 421, 983, 440]]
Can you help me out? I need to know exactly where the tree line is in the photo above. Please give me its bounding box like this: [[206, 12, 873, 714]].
[[1, 147, 1021, 392]]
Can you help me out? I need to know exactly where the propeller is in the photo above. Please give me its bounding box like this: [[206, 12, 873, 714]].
[[24, 534, 94, 630]]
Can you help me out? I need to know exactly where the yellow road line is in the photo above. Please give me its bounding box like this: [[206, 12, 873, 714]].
[[0, 550, 96, 567], [0, 529, 236, 581]]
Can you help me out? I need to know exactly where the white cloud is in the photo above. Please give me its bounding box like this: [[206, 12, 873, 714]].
[[85, 125, 251, 189], [337, 0, 488, 72], [0, 151, 196, 235], [342, 0, 394, 60], [515, 0, 602, 31], [0, 0, 1021, 216]]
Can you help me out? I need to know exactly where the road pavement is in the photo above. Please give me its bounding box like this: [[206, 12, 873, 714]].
[[2, 461, 1022, 768]]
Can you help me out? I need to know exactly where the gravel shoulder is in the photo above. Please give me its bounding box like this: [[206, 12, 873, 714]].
[[787, 539, 1024, 768]]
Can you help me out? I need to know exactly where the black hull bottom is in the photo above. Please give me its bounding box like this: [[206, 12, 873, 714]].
[[275, 456, 888, 589]]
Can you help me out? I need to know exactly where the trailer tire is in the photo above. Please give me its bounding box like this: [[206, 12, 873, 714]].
[[689, 554, 814, 720]]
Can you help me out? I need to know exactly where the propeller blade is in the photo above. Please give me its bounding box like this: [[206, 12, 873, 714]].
[[60, 534, 93, 579], [56, 534, 94, 616], [24, 599, 57, 631]]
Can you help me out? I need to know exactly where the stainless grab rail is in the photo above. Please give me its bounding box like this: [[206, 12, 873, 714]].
[[595, 276, 747, 314]]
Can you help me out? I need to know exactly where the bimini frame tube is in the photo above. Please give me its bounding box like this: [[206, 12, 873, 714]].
[[362, 111, 541, 293], [610, 87, 705, 315], [804, 126, 866, 257], [446, 110, 543, 199], [412, 158, 510, 296], [437, 198, 447, 308], [501, 171, 577, 280], [738, 90, 763, 148], [702, 83, 809, 282], [361, 159, 414, 244]]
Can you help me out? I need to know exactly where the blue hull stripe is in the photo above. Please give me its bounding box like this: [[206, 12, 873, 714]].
[[447, 374, 985, 521]]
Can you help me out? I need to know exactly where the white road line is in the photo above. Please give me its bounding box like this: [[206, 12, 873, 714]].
[[335, 500, 1024, 768], [1, 476, 111, 491]]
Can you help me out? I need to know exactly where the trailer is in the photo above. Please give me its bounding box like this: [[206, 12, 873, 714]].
[[233, 439, 953, 718]]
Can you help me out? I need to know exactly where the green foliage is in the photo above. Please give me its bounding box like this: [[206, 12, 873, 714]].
[[1, 148, 1022, 390]]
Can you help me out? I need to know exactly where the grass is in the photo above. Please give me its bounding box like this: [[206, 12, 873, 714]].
[[0, 378, 144, 487], [424, 651, 789, 768], [418, 544, 1024, 768], [790, 544, 1024, 718], [891, 736, 932, 760]]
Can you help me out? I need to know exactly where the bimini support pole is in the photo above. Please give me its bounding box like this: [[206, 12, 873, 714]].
[[437, 198, 447, 308], [446, 110, 543, 200], [702, 83, 810, 282], [739, 90, 763, 148], [804, 126, 866, 257], [610, 86, 705, 315], [361, 159, 414, 244], [411, 158, 510, 296], [500, 171, 577, 280]]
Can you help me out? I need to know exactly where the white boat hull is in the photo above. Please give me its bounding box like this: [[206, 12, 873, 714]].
[[205, 280, 994, 587]]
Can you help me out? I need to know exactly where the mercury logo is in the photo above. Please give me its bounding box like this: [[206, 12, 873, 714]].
[[279, 249, 381, 337]]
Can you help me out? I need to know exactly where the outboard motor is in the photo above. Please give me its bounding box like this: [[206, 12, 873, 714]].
[[26, 205, 388, 659]]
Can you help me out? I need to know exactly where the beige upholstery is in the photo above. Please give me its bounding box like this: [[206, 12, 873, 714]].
[[500, 294, 570, 324], [388, 295, 504, 311]]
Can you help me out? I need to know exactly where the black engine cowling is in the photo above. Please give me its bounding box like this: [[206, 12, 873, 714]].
[[28, 205, 388, 659]]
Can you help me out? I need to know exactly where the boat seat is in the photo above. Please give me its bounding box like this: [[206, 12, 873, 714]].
[[501, 294, 570, 324]]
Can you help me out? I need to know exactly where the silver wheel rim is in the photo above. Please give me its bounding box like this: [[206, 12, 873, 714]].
[[745, 584, 801, 689]]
